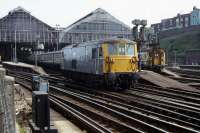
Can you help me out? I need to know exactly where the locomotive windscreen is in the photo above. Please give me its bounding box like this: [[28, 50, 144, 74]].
[[108, 43, 134, 55]]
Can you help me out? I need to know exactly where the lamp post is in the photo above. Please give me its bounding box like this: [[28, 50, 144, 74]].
[[132, 19, 140, 71], [174, 50, 177, 67], [14, 30, 17, 63], [132, 19, 140, 40], [166, 49, 169, 66], [35, 35, 40, 67], [132, 19, 147, 71], [55, 24, 60, 51]]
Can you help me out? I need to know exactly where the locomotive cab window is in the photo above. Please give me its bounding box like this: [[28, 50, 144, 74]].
[[126, 44, 134, 55], [108, 44, 118, 55], [118, 45, 125, 55], [108, 43, 134, 55]]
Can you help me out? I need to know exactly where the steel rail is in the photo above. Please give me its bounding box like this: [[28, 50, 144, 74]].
[[136, 83, 200, 98], [52, 80, 200, 126], [115, 91, 200, 120], [14, 77, 116, 133], [49, 96, 114, 133], [51, 84, 200, 132], [129, 87, 200, 108], [49, 91, 165, 133], [8, 68, 200, 132]]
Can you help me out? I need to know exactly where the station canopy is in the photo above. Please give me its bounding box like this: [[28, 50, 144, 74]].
[[59, 8, 132, 44]]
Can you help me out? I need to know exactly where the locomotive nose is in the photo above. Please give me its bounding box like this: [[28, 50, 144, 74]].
[[104, 56, 138, 73]]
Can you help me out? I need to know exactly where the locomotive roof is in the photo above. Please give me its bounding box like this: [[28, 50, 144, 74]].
[[63, 38, 136, 49]]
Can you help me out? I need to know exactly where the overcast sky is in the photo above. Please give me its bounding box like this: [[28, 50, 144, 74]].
[[1, 0, 200, 27]]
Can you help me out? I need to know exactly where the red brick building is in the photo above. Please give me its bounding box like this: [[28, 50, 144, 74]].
[[151, 13, 190, 33]]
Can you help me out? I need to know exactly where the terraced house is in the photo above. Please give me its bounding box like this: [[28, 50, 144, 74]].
[[151, 6, 200, 33]]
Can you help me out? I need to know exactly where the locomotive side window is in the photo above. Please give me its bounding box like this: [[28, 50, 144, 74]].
[[72, 59, 77, 69], [99, 47, 102, 57], [92, 48, 97, 59]]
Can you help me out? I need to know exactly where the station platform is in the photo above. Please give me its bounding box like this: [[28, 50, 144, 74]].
[[15, 84, 84, 133], [138, 70, 200, 92], [161, 68, 180, 77], [2, 61, 47, 75]]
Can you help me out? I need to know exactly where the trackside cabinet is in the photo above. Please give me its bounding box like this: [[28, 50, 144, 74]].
[[32, 91, 50, 128], [30, 91, 57, 133]]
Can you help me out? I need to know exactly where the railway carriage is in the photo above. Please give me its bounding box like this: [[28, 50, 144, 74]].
[[29, 51, 64, 70]]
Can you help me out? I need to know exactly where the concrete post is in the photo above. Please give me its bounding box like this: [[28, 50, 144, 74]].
[[0, 68, 16, 133], [0, 68, 6, 78], [0, 112, 3, 133], [5, 76, 15, 133], [0, 68, 6, 133]]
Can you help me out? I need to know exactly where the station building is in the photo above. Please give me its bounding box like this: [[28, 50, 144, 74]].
[[0, 6, 57, 61], [59, 8, 132, 45]]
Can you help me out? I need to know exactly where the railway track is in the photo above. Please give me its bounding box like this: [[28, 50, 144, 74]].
[[9, 72, 115, 133], [179, 65, 200, 71], [50, 89, 151, 133], [166, 68, 200, 81], [7, 69, 200, 133], [165, 67, 200, 88]]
